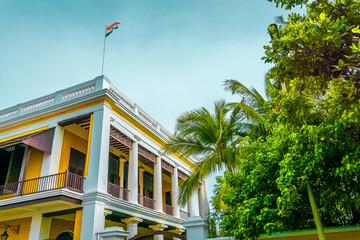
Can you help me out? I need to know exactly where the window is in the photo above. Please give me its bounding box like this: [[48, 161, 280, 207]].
[[0, 145, 25, 185], [68, 148, 86, 176], [108, 153, 120, 185], [123, 161, 129, 188], [143, 171, 154, 198], [165, 191, 172, 206]]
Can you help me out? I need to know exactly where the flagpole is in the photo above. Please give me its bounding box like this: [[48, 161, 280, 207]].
[[101, 25, 107, 75]]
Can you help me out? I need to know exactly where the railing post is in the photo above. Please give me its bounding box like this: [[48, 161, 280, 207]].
[[18, 180, 24, 196], [64, 170, 69, 188]]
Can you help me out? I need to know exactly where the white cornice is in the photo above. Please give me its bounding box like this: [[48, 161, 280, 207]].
[[82, 192, 184, 228]]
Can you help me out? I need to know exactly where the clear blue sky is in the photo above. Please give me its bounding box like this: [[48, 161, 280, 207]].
[[0, 0, 297, 206]]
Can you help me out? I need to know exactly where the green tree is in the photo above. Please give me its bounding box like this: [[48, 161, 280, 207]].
[[216, 0, 360, 239]]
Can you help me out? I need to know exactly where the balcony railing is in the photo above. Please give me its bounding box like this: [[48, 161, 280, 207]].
[[163, 203, 174, 216], [0, 171, 84, 199], [138, 194, 155, 210], [180, 210, 190, 220], [107, 182, 129, 201]]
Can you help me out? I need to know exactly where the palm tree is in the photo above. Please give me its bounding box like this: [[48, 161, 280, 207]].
[[224, 78, 272, 138], [164, 100, 244, 206]]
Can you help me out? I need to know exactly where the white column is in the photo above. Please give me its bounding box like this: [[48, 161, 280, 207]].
[[172, 166, 180, 218], [119, 158, 126, 188], [139, 167, 145, 196], [128, 141, 139, 203], [199, 184, 208, 219], [154, 157, 163, 212], [83, 106, 111, 194], [149, 223, 168, 240], [80, 201, 106, 240], [40, 124, 64, 176], [99, 227, 129, 240], [203, 178, 210, 217], [188, 192, 195, 217], [29, 214, 51, 240], [28, 214, 42, 240], [122, 217, 143, 239]]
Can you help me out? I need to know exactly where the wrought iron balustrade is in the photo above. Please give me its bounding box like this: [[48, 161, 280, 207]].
[[107, 182, 129, 201], [138, 194, 156, 210], [0, 171, 84, 199], [163, 203, 174, 216], [180, 210, 190, 220]]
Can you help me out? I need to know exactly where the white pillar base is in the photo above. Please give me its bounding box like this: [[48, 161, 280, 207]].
[[183, 216, 208, 240], [98, 227, 129, 240]]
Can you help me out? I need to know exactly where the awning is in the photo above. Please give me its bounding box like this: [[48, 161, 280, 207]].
[[0, 128, 55, 154]]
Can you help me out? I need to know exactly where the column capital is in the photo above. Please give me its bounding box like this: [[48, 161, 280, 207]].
[[139, 167, 145, 173], [149, 223, 168, 231], [169, 228, 185, 234], [104, 209, 112, 216], [134, 135, 141, 141], [120, 157, 127, 163], [121, 217, 143, 226]]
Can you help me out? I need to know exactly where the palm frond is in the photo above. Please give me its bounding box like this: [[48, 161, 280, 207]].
[[228, 102, 272, 135], [224, 79, 265, 110], [177, 153, 223, 206], [264, 75, 273, 99]]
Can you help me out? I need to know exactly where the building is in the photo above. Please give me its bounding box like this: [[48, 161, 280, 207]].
[[0, 76, 209, 240]]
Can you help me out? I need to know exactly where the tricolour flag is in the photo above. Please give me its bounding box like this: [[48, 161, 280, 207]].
[[106, 22, 121, 37]]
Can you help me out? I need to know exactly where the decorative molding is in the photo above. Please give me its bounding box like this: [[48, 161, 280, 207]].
[[134, 135, 141, 142]]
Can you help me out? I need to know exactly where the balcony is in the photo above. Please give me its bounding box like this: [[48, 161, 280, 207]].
[[138, 194, 155, 210], [163, 203, 174, 216], [180, 210, 190, 220], [107, 182, 129, 201], [0, 171, 84, 199]]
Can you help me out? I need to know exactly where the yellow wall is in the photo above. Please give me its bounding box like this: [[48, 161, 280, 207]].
[[49, 218, 74, 239], [22, 148, 44, 195], [73, 210, 83, 240], [58, 130, 88, 174], [25, 148, 44, 180], [0, 217, 31, 240]]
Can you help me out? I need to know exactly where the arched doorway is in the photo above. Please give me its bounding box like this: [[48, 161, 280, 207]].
[[55, 231, 73, 240]]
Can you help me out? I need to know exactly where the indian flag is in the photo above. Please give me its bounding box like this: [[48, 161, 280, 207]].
[[106, 22, 121, 37]]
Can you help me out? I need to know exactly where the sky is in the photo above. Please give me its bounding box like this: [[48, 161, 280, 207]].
[[0, 0, 298, 207]]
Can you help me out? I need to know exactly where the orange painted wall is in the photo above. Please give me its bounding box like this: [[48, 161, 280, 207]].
[[0, 217, 31, 240], [58, 130, 88, 174], [49, 218, 74, 239]]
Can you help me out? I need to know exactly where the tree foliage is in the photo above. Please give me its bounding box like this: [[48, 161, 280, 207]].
[[216, 0, 360, 239]]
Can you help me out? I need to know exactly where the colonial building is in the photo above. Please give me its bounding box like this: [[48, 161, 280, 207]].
[[0, 76, 209, 240]]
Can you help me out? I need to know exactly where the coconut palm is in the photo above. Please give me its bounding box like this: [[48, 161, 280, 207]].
[[224, 78, 273, 138], [164, 100, 244, 206]]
